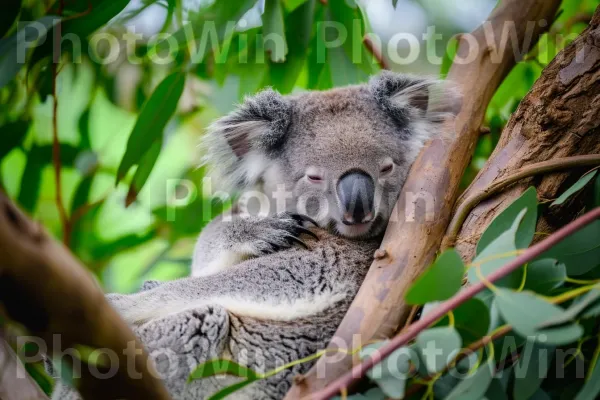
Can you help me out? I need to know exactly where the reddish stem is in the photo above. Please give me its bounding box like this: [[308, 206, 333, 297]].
[[312, 207, 600, 400]]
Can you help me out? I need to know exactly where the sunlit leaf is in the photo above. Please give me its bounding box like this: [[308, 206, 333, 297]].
[[23, 361, 54, 395], [405, 249, 465, 305], [262, 0, 288, 62], [440, 35, 458, 76], [552, 170, 598, 206], [126, 135, 163, 206], [269, 0, 315, 93], [116, 70, 185, 183], [284, 0, 308, 12], [73, 344, 111, 368], [495, 289, 583, 345], [188, 358, 259, 382]]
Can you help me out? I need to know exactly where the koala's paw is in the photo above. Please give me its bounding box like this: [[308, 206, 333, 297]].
[[244, 212, 319, 255]]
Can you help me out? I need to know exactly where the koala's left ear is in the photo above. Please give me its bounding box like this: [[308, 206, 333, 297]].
[[369, 71, 461, 134], [201, 88, 292, 191]]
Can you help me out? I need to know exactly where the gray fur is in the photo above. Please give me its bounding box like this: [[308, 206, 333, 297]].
[[51, 72, 457, 400]]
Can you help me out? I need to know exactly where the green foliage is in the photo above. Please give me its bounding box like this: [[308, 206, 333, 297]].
[[357, 167, 600, 400], [1, 0, 599, 399], [188, 358, 259, 382], [552, 171, 598, 206], [405, 249, 465, 305]]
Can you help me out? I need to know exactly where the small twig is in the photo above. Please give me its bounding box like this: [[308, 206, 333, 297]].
[[310, 207, 600, 400], [363, 36, 390, 70], [51, 3, 70, 246], [442, 154, 600, 249]]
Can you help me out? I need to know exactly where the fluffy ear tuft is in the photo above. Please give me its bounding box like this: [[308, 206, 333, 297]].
[[370, 71, 461, 127], [200, 88, 292, 192], [369, 71, 462, 159]]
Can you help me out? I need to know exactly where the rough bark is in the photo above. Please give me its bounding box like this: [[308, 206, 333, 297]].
[[285, 0, 562, 397], [0, 192, 171, 400], [450, 6, 600, 261]]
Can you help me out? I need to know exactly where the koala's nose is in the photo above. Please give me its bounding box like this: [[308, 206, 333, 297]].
[[336, 171, 375, 225]]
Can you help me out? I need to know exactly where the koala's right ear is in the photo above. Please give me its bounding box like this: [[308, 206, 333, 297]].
[[201, 89, 292, 191]]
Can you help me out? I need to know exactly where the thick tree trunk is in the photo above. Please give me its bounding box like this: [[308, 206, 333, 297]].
[[285, 0, 562, 397], [450, 7, 600, 260], [0, 192, 171, 400]]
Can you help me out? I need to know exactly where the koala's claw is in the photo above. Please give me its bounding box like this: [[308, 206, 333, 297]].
[[284, 234, 309, 249], [290, 213, 319, 227], [295, 226, 319, 241]]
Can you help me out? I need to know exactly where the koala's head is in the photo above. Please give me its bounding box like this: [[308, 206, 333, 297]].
[[202, 71, 458, 239]]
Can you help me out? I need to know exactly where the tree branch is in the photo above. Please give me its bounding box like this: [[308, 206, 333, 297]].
[[284, 1, 561, 397], [0, 191, 171, 400], [443, 154, 600, 249], [452, 6, 600, 261]]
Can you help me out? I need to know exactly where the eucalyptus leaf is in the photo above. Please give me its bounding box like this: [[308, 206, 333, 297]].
[[468, 209, 528, 288], [0, 16, 59, 89], [206, 379, 256, 400], [453, 298, 491, 345], [485, 378, 509, 400], [582, 289, 600, 318], [495, 289, 583, 345], [29, 0, 130, 67], [537, 289, 600, 329], [0, 119, 28, 159], [262, 0, 288, 62], [188, 358, 259, 382], [333, 387, 386, 400], [513, 342, 555, 400], [359, 341, 413, 399], [524, 259, 566, 295], [446, 358, 494, 400], [416, 326, 462, 374], [269, 0, 315, 93], [116, 71, 185, 183], [573, 357, 600, 400], [535, 220, 600, 276], [405, 249, 465, 305], [552, 170, 598, 206], [156, 0, 255, 57], [477, 187, 538, 254], [125, 135, 163, 206]]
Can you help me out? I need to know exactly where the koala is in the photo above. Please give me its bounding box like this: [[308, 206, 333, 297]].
[[51, 72, 456, 400]]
